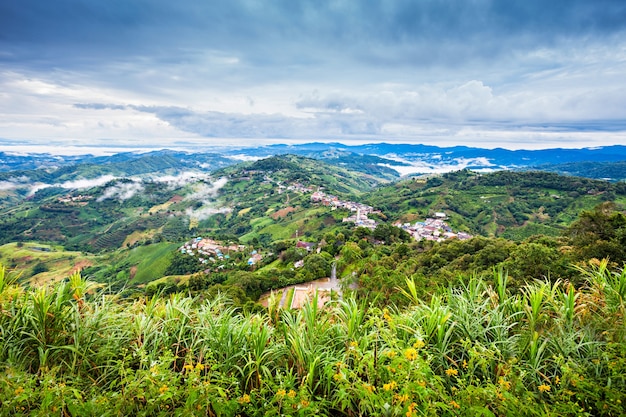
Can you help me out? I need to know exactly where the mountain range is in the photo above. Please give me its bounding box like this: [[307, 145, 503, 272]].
[[2, 143, 626, 185]]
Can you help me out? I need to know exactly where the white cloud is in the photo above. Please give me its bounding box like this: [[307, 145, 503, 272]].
[[96, 181, 144, 202], [185, 206, 232, 221], [185, 177, 228, 201], [184, 177, 230, 220]]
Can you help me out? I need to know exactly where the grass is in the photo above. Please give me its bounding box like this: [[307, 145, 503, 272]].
[[1, 262, 625, 415], [148, 201, 174, 214], [125, 242, 180, 284], [0, 242, 96, 285]]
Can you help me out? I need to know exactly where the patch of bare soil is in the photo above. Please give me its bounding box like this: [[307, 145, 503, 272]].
[[271, 206, 297, 219]]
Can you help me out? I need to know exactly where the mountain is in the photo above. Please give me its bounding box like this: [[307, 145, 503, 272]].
[[0, 154, 626, 281], [533, 160, 626, 182], [4, 143, 626, 185]]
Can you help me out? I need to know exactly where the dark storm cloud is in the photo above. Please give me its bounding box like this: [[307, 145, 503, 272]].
[[2, 0, 625, 69]]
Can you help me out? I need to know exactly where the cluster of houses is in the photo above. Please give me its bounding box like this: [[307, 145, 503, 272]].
[[277, 182, 314, 194], [311, 191, 378, 215], [394, 213, 472, 242], [180, 238, 244, 265], [342, 209, 378, 230], [57, 194, 93, 205], [311, 191, 382, 230]]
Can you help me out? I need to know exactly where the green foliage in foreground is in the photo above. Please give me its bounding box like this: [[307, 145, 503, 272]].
[[1, 262, 626, 416]]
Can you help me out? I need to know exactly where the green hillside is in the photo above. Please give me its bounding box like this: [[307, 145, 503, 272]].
[[366, 170, 626, 239], [2, 155, 626, 296]]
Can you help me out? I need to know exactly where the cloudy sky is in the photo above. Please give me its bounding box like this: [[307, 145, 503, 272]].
[[1, 0, 625, 151]]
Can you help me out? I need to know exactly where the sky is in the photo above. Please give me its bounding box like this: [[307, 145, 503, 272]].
[[1, 0, 626, 152]]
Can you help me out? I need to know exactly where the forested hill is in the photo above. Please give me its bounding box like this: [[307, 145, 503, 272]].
[[366, 169, 626, 239], [1, 154, 626, 302]]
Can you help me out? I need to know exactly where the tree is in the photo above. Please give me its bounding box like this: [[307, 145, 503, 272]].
[[303, 253, 332, 280]]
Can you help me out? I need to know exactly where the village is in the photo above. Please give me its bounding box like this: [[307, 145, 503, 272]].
[[311, 190, 381, 229], [180, 178, 472, 272], [394, 213, 473, 242], [179, 238, 251, 266]]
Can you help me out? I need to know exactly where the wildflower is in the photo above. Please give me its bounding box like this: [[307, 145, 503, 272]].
[[417, 380, 426, 388], [449, 400, 461, 409], [238, 394, 251, 404], [404, 348, 418, 361], [276, 389, 286, 398], [14, 387, 24, 396], [406, 402, 418, 417], [498, 378, 511, 390], [554, 376, 560, 385], [333, 373, 344, 381], [413, 339, 425, 349], [445, 368, 458, 377], [195, 363, 205, 371], [183, 364, 194, 371], [362, 383, 375, 393], [150, 366, 159, 375], [385, 350, 397, 359], [159, 385, 169, 394], [462, 360, 468, 369], [300, 399, 310, 407], [383, 308, 393, 323], [538, 384, 551, 393], [383, 380, 398, 391], [287, 389, 296, 398], [349, 341, 358, 349], [395, 393, 409, 403]]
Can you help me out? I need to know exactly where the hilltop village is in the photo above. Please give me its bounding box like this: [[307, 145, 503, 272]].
[[180, 179, 472, 270], [394, 215, 472, 242]]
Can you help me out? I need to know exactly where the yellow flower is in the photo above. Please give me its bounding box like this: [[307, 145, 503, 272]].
[[14, 387, 24, 396], [333, 372, 344, 381], [445, 368, 458, 377], [362, 383, 375, 393], [394, 393, 409, 403], [413, 339, 425, 349], [300, 399, 310, 407], [554, 376, 560, 385], [403, 348, 418, 361], [159, 385, 168, 394], [462, 360, 468, 369], [538, 384, 551, 393], [383, 308, 393, 323], [287, 389, 296, 398], [195, 363, 205, 371], [183, 364, 194, 371], [383, 380, 398, 391], [238, 394, 251, 404], [417, 380, 426, 388], [276, 389, 286, 398], [450, 400, 460, 409], [349, 340, 358, 348], [498, 377, 511, 390], [385, 350, 397, 359]]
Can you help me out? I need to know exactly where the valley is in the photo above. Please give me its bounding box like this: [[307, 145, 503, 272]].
[[2, 146, 626, 415]]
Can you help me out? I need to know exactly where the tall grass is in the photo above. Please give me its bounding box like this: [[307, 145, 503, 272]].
[[1, 262, 625, 415]]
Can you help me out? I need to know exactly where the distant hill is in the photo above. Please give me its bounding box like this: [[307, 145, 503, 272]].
[[532, 160, 626, 182], [4, 142, 626, 183], [2, 151, 626, 288], [365, 169, 626, 239]]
